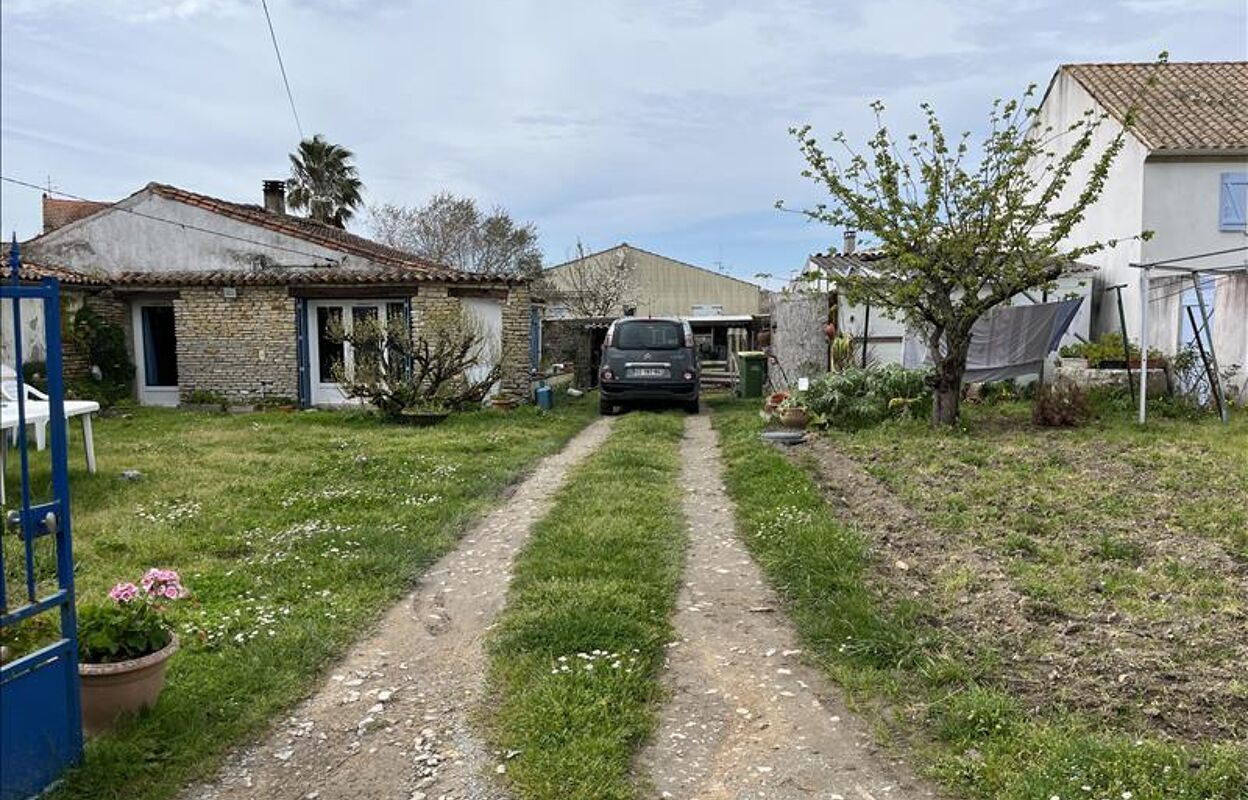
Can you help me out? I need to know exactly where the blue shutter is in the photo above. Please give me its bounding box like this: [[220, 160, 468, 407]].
[[1221, 172, 1248, 231]]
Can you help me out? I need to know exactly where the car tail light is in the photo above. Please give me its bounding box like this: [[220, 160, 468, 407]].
[[683, 371, 695, 381], [601, 369, 615, 381]]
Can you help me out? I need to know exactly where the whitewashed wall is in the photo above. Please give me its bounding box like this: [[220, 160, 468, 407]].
[[1032, 71, 1151, 341], [0, 298, 48, 369]]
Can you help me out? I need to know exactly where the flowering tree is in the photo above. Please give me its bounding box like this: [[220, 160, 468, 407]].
[[331, 305, 502, 418], [783, 56, 1166, 425]]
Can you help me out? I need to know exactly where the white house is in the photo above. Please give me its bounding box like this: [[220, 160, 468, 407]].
[[1035, 61, 1248, 396]]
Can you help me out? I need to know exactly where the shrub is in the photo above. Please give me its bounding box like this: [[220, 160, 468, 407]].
[[1059, 333, 1164, 368], [1032, 379, 1090, 427], [70, 304, 134, 406], [805, 365, 931, 428]]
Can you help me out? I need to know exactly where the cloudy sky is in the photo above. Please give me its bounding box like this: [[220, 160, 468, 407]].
[[1, 1, 1244, 284]]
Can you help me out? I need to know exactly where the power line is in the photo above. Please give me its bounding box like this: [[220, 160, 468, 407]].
[[3, 175, 339, 265], [1148, 272, 1237, 305], [260, 0, 304, 141], [1136, 246, 1248, 268]]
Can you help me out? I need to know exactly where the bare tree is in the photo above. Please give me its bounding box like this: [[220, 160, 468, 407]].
[[543, 241, 638, 317], [369, 193, 542, 278]]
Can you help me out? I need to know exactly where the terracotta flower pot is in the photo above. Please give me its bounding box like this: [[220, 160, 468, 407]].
[[79, 635, 178, 736], [779, 407, 810, 429]]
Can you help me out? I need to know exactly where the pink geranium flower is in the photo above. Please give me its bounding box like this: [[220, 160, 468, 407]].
[[108, 582, 139, 603], [142, 568, 187, 599]]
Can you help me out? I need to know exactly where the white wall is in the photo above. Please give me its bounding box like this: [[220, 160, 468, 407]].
[[1141, 158, 1248, 355], [0, 298, 47, 369], [26, 192, 355, 275], [1033, 71, 1150, 341]]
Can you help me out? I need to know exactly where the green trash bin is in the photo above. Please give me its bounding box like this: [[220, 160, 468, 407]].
[[736, 351, 767, 398]]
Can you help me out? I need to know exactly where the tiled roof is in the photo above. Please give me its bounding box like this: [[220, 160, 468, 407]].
[[42, 196, 110, 233], [141, 183, 508, 283], [1061, 61, 1248, 151], [808, 251, 888, 274], [109, 267, 450, 287]]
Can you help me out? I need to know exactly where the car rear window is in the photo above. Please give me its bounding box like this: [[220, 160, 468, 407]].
[[613, 321, 684, 350]]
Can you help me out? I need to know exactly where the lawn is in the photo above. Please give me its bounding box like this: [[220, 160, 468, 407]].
[[485, 411, 688, 800], [1, 399, 595, 800], [710, 398, 1247, 800]]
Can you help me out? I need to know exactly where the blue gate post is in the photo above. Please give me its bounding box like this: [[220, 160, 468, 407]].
[[1, 238, 84, 800]]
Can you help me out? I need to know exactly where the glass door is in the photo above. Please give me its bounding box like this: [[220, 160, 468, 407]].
[[132, 302, 179, 406]]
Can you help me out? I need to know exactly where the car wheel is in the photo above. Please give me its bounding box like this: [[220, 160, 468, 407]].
[[684, 400, 700, 414], [599, 397, 616, 416]]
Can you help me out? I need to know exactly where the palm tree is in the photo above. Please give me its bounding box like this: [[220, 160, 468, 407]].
[[286, 134, 363, 228]]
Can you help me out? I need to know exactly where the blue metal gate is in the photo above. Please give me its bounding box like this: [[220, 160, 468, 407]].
[[1, 240, 83, 800]]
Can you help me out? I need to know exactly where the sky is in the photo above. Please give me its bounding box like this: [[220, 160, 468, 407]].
[[1, 1, 1245, 287]]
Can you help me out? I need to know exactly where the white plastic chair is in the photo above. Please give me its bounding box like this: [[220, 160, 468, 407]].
[[0, 365, 98, 505], [1, 398, 52, 506]]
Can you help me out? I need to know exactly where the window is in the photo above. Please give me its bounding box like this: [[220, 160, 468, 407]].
[[1220, 172, 1247, 232], [316, 306, 343, 382], [614, 321, 683, 350]]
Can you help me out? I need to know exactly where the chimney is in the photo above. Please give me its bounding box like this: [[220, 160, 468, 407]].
[[843, 229, 857, 255], [262, 180, 286, 215]]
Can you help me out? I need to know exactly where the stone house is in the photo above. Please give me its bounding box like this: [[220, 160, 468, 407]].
[[13, 182, 531, 407]]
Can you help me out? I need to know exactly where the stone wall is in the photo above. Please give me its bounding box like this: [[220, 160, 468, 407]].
[[772, 291, 829, 390], [173, 286, 298, 403], [63, 290, 130, 381], [499, 284, 531, 398]]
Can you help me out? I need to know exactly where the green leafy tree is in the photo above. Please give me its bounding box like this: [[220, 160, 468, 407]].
[[784, 56, 1165, 425], [287, 134, 363, 228]]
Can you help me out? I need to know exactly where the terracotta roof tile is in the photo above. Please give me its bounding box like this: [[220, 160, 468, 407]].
[[42, 196, 110, 233], [109, 267, 447, 287], [1062, 61, 1248, 151]]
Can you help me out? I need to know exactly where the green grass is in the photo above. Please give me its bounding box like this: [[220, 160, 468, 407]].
[[1, 399, 595, 800], [709, 398, 1247, 800], [485, 411, 687, 800]]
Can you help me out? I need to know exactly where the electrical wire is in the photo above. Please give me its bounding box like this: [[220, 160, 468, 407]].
[[1136, 245, 1248, 268], [1147, 273, 1236, 305], [3, 175, 340, 265], [260, 0, 304, 141]]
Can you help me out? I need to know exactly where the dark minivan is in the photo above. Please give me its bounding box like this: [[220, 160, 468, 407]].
[[598, 317, 699, 415]]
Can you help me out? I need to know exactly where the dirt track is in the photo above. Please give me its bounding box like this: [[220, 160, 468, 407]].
[[637, 415, 939, 800], [180, 418, 614, 800]]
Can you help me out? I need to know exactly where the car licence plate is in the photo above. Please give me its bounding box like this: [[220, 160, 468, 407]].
[[627, 367, 669, 378]]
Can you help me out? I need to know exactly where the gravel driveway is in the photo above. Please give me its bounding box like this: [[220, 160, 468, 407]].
[[636, 414, 941, 800], [180, 417, 614, 800]]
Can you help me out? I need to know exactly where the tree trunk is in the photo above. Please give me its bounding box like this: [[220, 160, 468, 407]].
[[932, 381, 961, 426], [929, 339, 969, 427]]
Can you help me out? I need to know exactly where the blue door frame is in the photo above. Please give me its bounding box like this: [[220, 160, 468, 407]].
[[1, 241, 84, 800]]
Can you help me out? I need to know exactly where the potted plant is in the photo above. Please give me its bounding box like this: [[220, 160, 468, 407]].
[[763, 391, 790, 416], [491, 393, 519, 411], [778, 395, 810, 429], [397, 400, 451, 427], [78, 569, 187, 735]]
